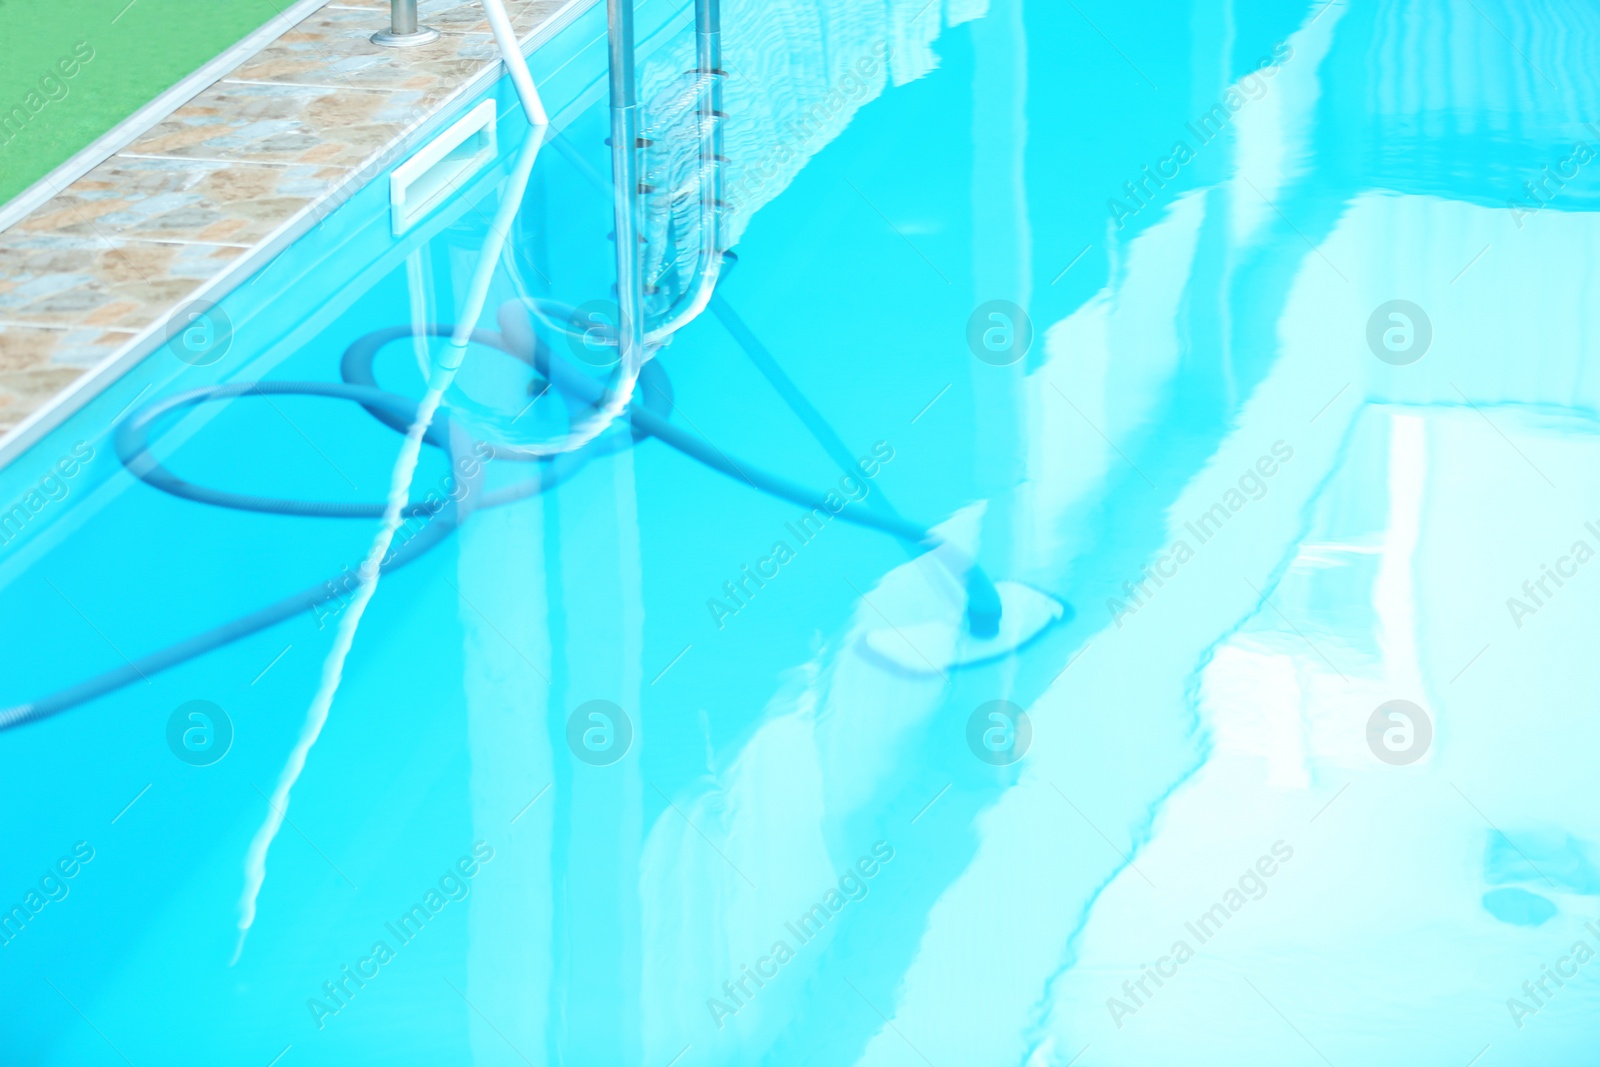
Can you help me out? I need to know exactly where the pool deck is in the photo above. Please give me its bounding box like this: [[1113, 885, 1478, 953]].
[[0, 0, 580, 452]]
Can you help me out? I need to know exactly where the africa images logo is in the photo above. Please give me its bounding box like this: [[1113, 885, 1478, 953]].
[[1106, 39, 1293, 229], [1106, 841, 1294, 1029]]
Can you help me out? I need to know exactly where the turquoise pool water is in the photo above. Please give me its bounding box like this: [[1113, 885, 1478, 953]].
[[6, 0, 1600, 1063]]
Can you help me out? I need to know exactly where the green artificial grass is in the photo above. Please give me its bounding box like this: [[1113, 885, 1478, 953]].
[[0, 0, 288, 206]]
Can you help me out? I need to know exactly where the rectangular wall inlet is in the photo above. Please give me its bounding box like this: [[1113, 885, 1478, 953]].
[[390, 99, 500, 236]]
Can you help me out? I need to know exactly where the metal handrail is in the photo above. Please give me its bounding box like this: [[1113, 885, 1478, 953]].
[[642, 0, 724, 345], [607, 0, 646, 389], [372, 0, 439, 46]]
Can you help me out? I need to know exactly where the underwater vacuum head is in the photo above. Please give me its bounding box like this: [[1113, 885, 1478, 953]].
[[860, 579, 1070, 675], [499, 297, 1066, 671]]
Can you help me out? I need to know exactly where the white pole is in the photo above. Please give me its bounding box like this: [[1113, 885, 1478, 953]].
[[480, 0, 549, 126], [232, 118, 549, 966]]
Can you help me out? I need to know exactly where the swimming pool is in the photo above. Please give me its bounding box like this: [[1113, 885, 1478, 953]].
[[6, 0, 1600, 1063]]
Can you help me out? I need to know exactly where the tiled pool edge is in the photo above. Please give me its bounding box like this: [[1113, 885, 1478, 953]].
[[0, 0, 596, 471]]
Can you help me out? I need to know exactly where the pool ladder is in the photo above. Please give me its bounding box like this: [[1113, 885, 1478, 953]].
[[375, 0, 726, 352], [609, 0, 728, 359]]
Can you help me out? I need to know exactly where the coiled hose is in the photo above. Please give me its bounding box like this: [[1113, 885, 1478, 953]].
[[0, 315, 1000, 733]]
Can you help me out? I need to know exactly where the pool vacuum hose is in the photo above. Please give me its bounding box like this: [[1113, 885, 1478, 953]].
[[0, 309, 1010, 733]]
